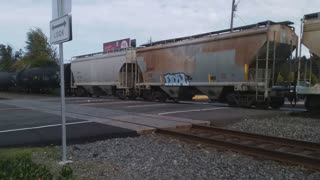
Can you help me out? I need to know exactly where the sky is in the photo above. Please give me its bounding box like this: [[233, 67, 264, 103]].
[[0, 0, 319, 61]]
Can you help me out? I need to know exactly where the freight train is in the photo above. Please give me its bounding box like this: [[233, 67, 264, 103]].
[[70, 20, 297, 109], [0, 17, 319, 111]]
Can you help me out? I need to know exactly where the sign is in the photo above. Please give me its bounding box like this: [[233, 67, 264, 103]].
[[52, 0, 72, 19], [103, 38, 131, 52], [50, 15, 72, 44], [50, 0, 72, 164]]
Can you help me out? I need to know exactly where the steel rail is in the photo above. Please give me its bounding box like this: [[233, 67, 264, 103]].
[[191, 125, 320, 151], [157, 126, 320, 170]]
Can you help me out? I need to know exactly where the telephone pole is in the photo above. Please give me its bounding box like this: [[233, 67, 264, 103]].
[[230, 0, 236, 31]]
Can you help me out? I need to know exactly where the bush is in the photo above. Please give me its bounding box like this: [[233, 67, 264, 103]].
[[0, 154, 74, 180], [0, 156, 53, 179], [58, 165, 74, 180]]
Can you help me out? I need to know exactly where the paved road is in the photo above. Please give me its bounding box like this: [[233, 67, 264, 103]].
[[0, 99, 138, 147], [0, 94, 306, 147], [64, 97, 303, 126]]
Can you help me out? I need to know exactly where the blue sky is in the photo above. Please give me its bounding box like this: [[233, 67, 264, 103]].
[[1, 0, 319, 61]]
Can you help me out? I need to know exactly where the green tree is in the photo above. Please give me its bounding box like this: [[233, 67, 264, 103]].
[[276, 72, 284, 83], [311, 73, 319, 84], [0, 44, 18, 72], [14, 28, 57, 70], [287, 72, 295, 83], [311, 53, 320, 78]]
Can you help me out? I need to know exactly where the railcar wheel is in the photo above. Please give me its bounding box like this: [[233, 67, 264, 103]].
[[116, 91, 126, 100], [256, 101, 270, 109], [173, 98, 179, 103], [128, 96, 137, 100], [305, 96, 320, 112], [127, 92, 137, 100], [226, 93, 238, 107], [270, 97, 285, 109], [76, 90, 82, 97], [142, 92, 153, 101], [152, 91, 167, 102]]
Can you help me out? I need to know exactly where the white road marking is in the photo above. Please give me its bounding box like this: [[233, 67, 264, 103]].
[[179, 101, 210, 105], [80, 100, 142, 106], [0, 107, 26, 111], [280, 107, 306, 112], [126, 104, 168, 108], [158, 107, 229, 116], [284, 101, 305, 105], [39, 97, 111, 101], [0, 121, 91, 133], [38, 98, 60, 101], [71, 99, 111, 103]]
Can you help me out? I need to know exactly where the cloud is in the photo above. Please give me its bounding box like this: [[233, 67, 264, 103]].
[[0, 0, 319, 59]]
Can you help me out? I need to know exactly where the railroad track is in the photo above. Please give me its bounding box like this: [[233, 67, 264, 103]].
[[157, 125, 320, 170]]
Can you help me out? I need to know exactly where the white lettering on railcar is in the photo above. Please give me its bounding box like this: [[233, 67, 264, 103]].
[[163, 72, 192, 86]]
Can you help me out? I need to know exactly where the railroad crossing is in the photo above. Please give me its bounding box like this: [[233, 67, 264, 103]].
[[0, 94, 302, 147]]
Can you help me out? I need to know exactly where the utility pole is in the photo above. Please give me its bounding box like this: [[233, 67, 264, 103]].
[[230, 0, 236, 31]]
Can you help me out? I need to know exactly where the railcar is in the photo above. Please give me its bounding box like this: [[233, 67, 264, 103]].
[[15, 66, 60, 92], [70, 49, 139, 98], [0, 72, 15, 90], [136, 21, 298, 108], [296, 12, 320, 111]]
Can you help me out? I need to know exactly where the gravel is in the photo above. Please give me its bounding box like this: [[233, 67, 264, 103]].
[[227, 116, 320, 143], [33, 135, 320, 180]]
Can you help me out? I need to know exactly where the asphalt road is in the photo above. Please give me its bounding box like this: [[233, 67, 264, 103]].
[[66, 97, 301, 126], [0, 100, 138, 147], [0, 95, 306, 147]]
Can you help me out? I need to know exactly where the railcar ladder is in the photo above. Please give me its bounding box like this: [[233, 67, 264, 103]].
[[255, 31, 277, 102], [119, 49, 136, 96]]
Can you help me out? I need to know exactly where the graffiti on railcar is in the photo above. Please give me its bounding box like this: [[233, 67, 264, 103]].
[[163, 72, 192, 86]]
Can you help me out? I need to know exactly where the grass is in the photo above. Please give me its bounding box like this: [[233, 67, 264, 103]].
[[0, 147, 55, 159], [0, 146, 74, 180]]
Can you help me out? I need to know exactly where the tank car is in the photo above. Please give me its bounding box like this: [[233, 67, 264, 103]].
[[0, 72, 15, 90], [16, 66, 60, 92], [135, 21, 298, 108]]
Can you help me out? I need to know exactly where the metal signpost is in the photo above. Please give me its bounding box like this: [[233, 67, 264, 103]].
[[50, 0, 72, 163]]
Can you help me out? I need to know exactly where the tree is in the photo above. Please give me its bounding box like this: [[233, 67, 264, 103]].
[[311, 73, 319, 84], [310, 53, 320, 78], [14, 28, 57, 70], [276, 72, 284, 84], [0, 44, 18, 72], [287, 72, 295, 83]]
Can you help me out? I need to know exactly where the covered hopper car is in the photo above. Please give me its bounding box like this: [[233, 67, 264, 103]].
[[135, 21, 298, 108], [296, 12, 320, 111], [70, 49, 139, 98]]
